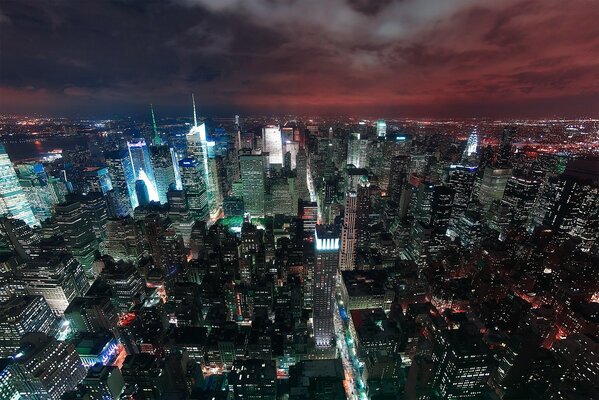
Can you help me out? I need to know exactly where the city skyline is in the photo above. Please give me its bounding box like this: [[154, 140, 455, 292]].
[[1, 0, 598, 118]]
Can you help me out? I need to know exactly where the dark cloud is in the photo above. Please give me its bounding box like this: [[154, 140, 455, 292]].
[[0, 0, 597, 117]]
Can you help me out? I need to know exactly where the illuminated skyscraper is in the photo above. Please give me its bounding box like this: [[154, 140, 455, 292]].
[[239, 149, 265, 217], [0, 144, 38, 227], [149, 105, 181, 202], [463, 130, 479, 159], [127, 139, 159, 202], [376, 119, 387, 138], [347, 132, 369, 168], [104, 149, 136, 214], [186, 94, 221, 219], [262, 125, 284, 171], [313, 225, 340, 348], [149, 145, 177, 204], [179, 158, 208, 221]]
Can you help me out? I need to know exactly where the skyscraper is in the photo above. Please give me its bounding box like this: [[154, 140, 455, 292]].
[[179, 157, 209, 222], [262, 125, 284, 171], [496, 126, 515, 168], [150, 144, 177, 204], [127, 139, 159, 202], [296, 148, 310, 201], [0, 144, 38, 227], [9, 333, 87, 399], [376, 119, 387, 138], [239, 150, 265, 217], [477, 167, 512, 211], [339, 191, 357, 271], [347, 132, 369, 168], [186, 94, 222, 219], [313, 225, 339, 348], [462, 130, 479, 160], [104, 149, 136, 215], [55, 200, 99, 276]]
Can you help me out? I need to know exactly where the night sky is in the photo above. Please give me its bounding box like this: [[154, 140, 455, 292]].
[[1, 0, 598, 118]]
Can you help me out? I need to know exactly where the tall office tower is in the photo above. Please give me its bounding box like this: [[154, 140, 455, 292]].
[[313, 225, 340, 348], [82, 167, 113, 194], [285, 141, 299, 170], [75, 192, 109, 242], [376, 119, 387, 138], [135, 179, 150, 207], [339, 191, 357, 271], [388, 155, 410, 203], [99, 259, 144, 313], [0, 144, 38, 227], [477, 167, 512, 211], [127, 139, 159, 202], [0, 218, 39, 260], [16, 163, 62, 222], [462, 131, 479, 160], [103, 217, 144, 263], [239, 150, 266, 217], [347, 132, 369, 168], [9, 333, 87, 399], [431, 328, 494, 399], [497, 126, 516, 168], [81, 364, 125, 400], [262, 125, 284, 171], [408, 183, 454, 262], [186, 96, 222, 219], [355, 183, 371, 250], [501, 175, 540, 224], [269, 176, 297, 216], [150, 144, 177, 204], [445, 164, 477, 216], [528, 165, 598, 248], [55, 200, 99, 275], [0, 295, 56, 357], [179, 158, 209, 221], [376, 137, 408, 191], [104, 149, 136, 214], [21, 254, 89, 315], [296, 148, 310, 201]]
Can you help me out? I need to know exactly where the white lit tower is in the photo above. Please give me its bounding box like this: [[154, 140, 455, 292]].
[[186, 94, 222, 220], [376, 119, 387, 138], [262, 125, 284, 172], [462, 130, 479, 161], [127, 139, 159, 203]]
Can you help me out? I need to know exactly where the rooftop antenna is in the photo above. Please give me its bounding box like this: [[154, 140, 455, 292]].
[[192, 93, 198, 127], [150, 104, 162, 145]]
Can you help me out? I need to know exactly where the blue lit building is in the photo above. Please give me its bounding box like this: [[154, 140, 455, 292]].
[[0, 144, 38, 227], [105, 149, 137, 214], [127, 139, 159, 203]]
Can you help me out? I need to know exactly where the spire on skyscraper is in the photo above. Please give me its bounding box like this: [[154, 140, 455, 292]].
[[191, 93, 198, 127], [150, 104, 162, 145]]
